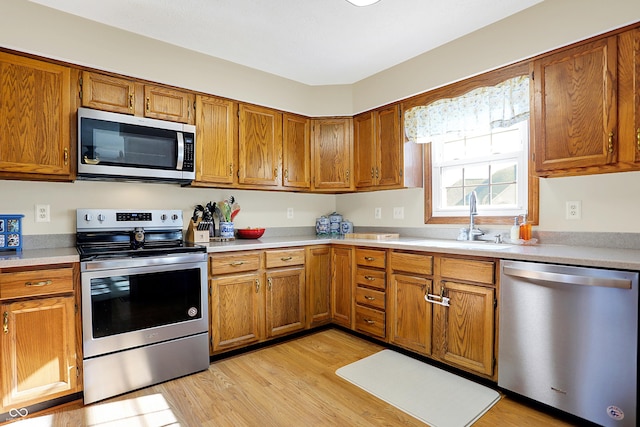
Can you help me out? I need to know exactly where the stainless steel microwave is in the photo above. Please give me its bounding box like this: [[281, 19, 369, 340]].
[[77, 107, 196, 183]]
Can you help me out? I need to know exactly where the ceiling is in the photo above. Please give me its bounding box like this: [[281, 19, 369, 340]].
[[30, 0, 542, 86]]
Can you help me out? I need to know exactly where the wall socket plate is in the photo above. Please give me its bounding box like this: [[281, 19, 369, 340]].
[[35, 204, 50, 222], [393, 207, 404, 219], [374, 207, 382, 219], [286, 207, 294, 219], [566, 201, 582, 220]]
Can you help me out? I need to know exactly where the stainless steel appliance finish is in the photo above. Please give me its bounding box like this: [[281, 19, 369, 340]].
[[77, 107, 196, 183], [77, 209, 208, 404], [499, 260, 638, 427]]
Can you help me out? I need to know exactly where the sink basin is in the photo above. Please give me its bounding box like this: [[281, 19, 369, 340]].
[[407, 239, 513, 250]]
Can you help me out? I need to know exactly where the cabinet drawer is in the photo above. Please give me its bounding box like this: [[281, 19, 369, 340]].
[[0, 267, 74, 299], [265, 248, 305, 268], [355, 305, 385, 338], [356, 267, 386, 290], [440, 257, 495, 285], [390, 251, 433, 275], [356, 286, 385, 310], [355, 248, 386, 269], [210, 252, 261, 275]]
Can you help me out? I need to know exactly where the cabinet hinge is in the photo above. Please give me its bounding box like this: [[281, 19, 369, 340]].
[[76, 366, 80, 377], [531, 71, 534, 81], [78, 76, 83, 100], [75, 303, 78, 314], [532, 152, 535, 162], [494, 297, 497, 309]]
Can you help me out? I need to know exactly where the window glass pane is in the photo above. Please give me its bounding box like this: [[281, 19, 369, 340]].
[[446, 187, 464, 207], [466, 134, 490, 158], [491, 183, 517, 205], [492, 128, 520, 154], [441, 167, 463, 187], [442, 139, 465, 162], [463, 165, 488, 187], [491, 161, 517, 184]]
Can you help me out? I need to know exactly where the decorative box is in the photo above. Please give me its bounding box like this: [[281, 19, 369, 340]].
[[0, 214, 24, 251]]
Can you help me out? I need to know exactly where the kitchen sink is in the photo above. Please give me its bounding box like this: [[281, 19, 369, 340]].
[[407, 239, 513, 250]]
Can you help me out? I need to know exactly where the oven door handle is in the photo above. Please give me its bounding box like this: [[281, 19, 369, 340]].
[[81, 252, 206, 271]]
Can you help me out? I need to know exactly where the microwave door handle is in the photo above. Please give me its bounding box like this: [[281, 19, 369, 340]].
[[176, 132, 185, 170]]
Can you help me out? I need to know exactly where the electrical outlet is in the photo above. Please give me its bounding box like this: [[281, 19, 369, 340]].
[[286, 207, 294, 219], [393, 207, 404, 220], [374, 207, 382, 219], [566, 201, 582, 220], [35, 204, 50, 222]]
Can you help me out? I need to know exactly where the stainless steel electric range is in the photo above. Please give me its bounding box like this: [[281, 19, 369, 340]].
[[76, 209, 209, 404]]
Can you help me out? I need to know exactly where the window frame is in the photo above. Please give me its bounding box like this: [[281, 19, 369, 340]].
[[401, 61, 538, 226]]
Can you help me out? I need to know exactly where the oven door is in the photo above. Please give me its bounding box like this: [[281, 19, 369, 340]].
[[81, 253, 207, 359]]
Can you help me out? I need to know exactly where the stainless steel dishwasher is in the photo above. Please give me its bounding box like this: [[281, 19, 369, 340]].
[[499, 260, 638, 427]]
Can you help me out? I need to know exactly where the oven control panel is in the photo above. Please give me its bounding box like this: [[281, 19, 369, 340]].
[[77, 209, 184, 231]]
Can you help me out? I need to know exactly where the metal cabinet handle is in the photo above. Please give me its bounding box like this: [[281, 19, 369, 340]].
[[3, 312, 8, 334], [364, 318, 375, 325], [25, 280, 53, 287], [370, 167, 374, 179], [425, 293, 450, 307], [230, 261, 245, 266], [637, 128, 640, 152], [255, 279, 260, 293], [608, 131, 614, 153], [129, 93, 134, 110], [280, 256, 293, 261], [364, 256, 375, 261], [267, 277, 273, 291], [64, 148, 69, 165], [364, 276, 376, 281], [229, 164, 233, 176], [364, 295, 375, 300], [146, 97, 150, 112]]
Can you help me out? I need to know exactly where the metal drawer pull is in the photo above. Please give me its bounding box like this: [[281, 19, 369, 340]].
[[280, 256, 293, 261], [364, 295, 376, 300], [363, 318, 376, 325], [3, 312, 8, 334], [230, 261, 245, 266], [425, 293, 450, 307], [364, 276, 376, 281], [364, 256, 375, 261], [25, 280, 53, 287]]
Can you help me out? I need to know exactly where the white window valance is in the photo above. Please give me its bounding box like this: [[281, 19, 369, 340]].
[[404, 75, 530, 143]]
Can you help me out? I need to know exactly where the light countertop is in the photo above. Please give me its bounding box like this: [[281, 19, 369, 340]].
[[2, 236, 640, 271]]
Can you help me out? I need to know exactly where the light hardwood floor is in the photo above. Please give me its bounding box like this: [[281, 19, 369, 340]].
[[6, 329, 579, 426]]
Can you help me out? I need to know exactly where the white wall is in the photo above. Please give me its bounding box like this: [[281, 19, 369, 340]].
[[2, 0, 640, 237]]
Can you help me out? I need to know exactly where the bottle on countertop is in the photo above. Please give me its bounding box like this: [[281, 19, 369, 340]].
[[510, 216, 520, 241], [519, 213, 531, 241]]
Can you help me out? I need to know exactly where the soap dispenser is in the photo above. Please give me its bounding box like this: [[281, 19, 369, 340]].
[[510, 217, 520, 241], [519, 213, 531, 241]]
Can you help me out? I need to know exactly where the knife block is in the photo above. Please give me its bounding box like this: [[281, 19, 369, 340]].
[[186, 220, 210, 243]]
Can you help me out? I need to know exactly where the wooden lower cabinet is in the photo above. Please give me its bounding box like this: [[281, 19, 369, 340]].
[[353, 247, 386, 339], [0, 265, 79, 414], [305, 246, 331, 328], [330, 246, 353, 328], [388, 273, 432, 355]]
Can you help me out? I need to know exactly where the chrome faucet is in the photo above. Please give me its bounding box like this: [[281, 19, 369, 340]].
[[468, 191, 483, 240]]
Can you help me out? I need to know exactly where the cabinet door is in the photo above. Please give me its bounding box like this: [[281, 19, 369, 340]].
[[376, 104, 402, 187], [353, 112, 376, 188], [388, 274, 432, 355], [0, 53, 72, 179], [282, 113, 311, 189], [144, 85, 194, 124], [195, 95, 237, 185], [432, 280, 495, 376], [533, 36, 618, 173], [238, 104, 283, 187], [1, 296, 77, 411], [266, 267, 305, 338], [618, 28, 640, 164], [331, 246, 353, 327], [305, 246, 331, 327], [81, 71, 135, 114], [311, 118, 353, 191], [210, 272, 263, 353]]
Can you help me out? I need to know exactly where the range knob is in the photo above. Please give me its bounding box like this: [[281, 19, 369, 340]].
[[171, 214, 179, 221], [160, 214, 168, 221], [84, 213, 93, 222], [97, 214, 106, 222]]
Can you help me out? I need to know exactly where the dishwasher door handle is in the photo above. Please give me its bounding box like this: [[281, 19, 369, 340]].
[[503, 266, 632, 289]]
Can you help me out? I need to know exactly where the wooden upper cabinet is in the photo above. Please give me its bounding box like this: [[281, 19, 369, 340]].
[[0, 52, 73, 180], [238, 103, 283, 188], [354, 112, 376, 188], [282, 113, 311, 189], [618, 28, 640, 165], [195, 95, 237, 185], [81, 71, 135, 114], [81, 71, 194, 123], [533, 36, 618, 175], [144, 84, 193, 124], [354, 104, 410, 190], [311, 118, 353, 191]]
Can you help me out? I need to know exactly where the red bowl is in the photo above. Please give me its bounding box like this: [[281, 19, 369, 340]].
[[236, 228, 265, 239]]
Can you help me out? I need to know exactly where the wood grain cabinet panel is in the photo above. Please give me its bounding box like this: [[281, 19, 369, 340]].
[[194, 95, 237, 185], [238, 103, 283, 188], [305, 246, 331, 328], [331, 246, 353, 327], [143, 85, 193, 123], [81, 71, 135, 114], [388, 273, 432, 355], [0, 267, 73, 299], [265, 267, 305, 338], [311, 118, 353, 191], [282, 113, 311, 189], [0, 52, 73, 180]]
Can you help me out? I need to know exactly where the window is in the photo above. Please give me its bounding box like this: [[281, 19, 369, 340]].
[[403, 65, 537, 225]]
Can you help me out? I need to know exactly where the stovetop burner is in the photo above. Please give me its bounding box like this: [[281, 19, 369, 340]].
[[76, 209, 206, 262]]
